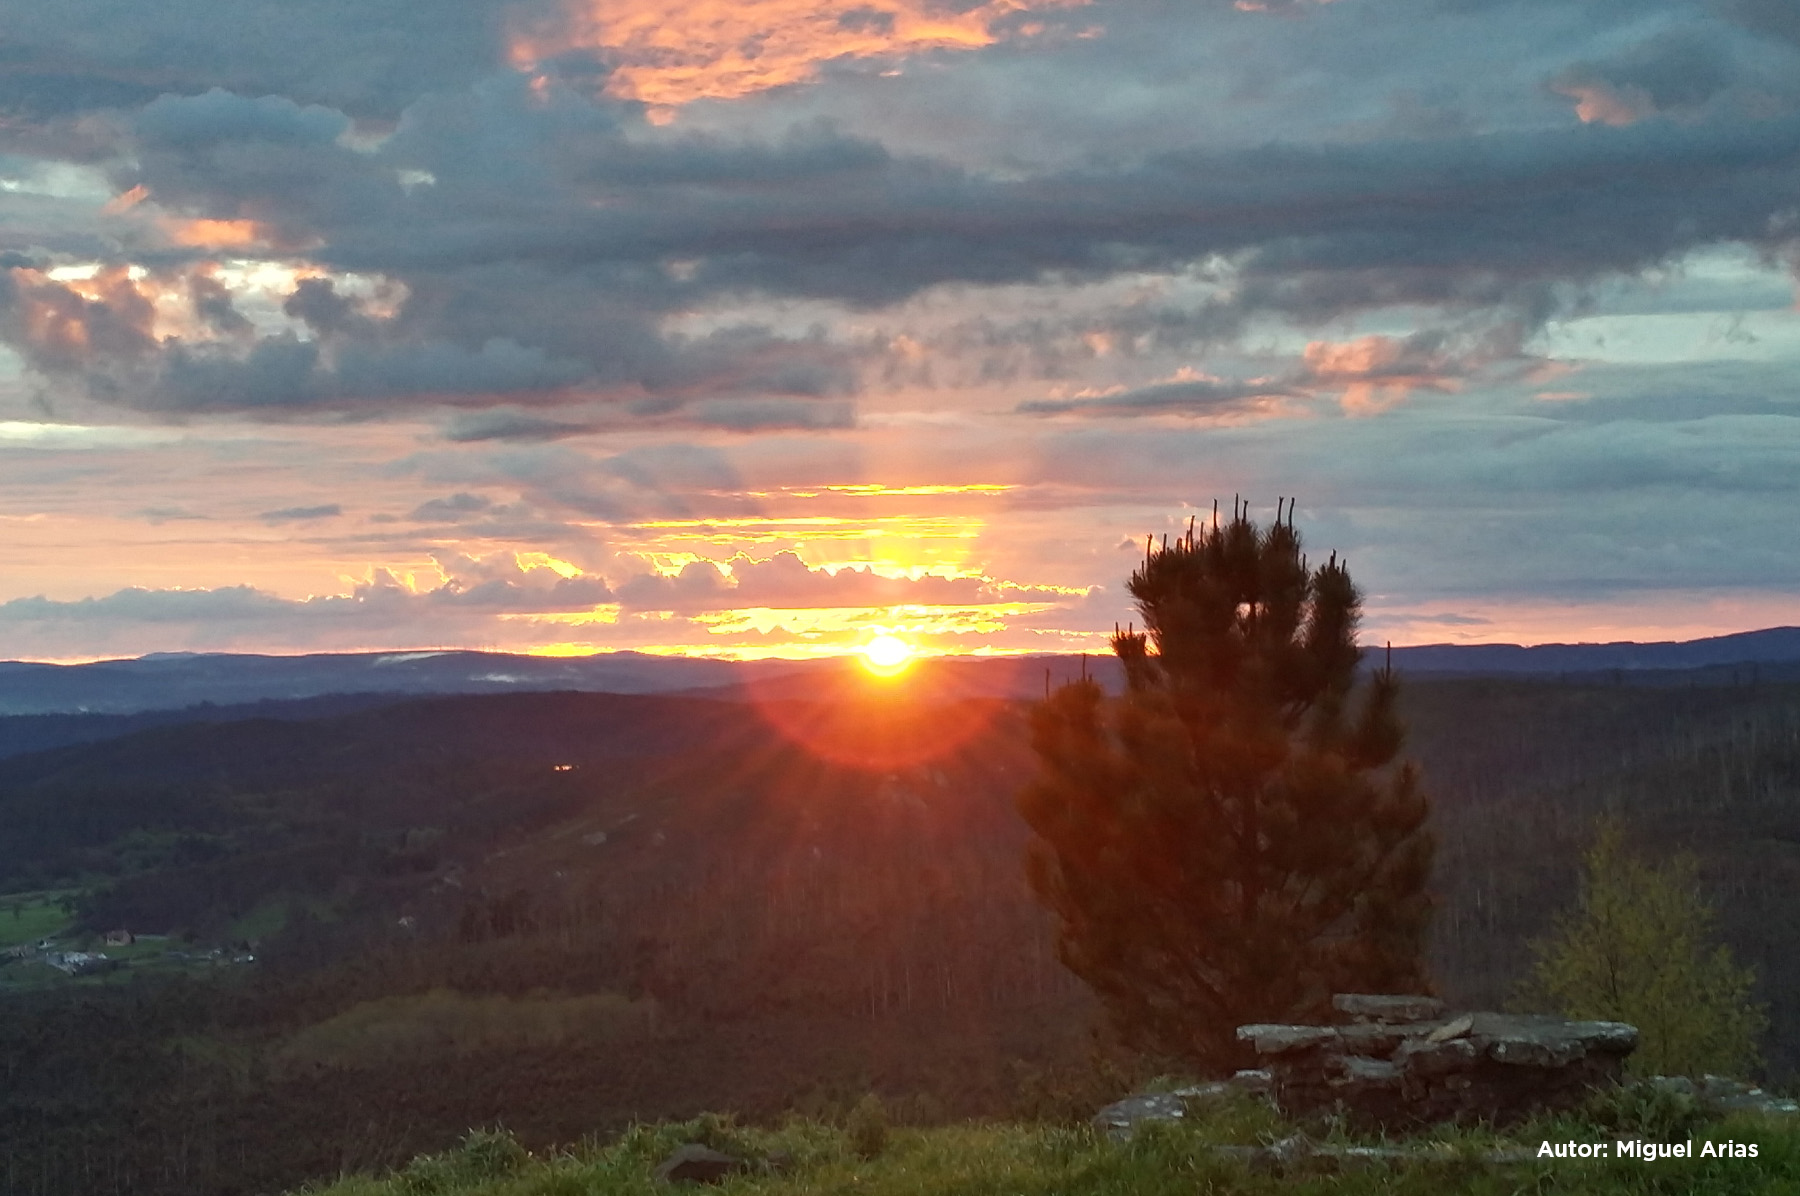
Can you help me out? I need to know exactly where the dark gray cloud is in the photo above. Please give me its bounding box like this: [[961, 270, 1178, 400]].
[[1019, 375, 1292, 417], [685, 397, 855, 431], [442, 411, 595, 443], [136, 88, 351, 149], [357, 94, 1800, 316], [259, 503, 342, 523], [134, 505, 206, 524], [1723, 0, 1800, 46], [0, 0, 516, 121], [1548, 30, 1736, 123], [0, 38, 1793, 421], [407, 492, 494, 521]]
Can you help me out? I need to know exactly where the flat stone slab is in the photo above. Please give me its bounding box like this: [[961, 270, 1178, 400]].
[[1427, 1014, 1475, 1043], [654, 1144, 747, 1184], [1334, 1056, 1402, 1086], [1237, 1024, 1340, 1054], [1092, 1076, 1266, 1139], [1333, 994, 1446, 1024], [1462, 1013, 1638, 1064], [1091, 1093, 1188, 1134]]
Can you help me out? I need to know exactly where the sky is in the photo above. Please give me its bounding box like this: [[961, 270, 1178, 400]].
[[0, 0, 1797, 662]]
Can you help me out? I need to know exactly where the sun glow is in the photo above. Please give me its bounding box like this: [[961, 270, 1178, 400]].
[[860, 633, 914, 676]]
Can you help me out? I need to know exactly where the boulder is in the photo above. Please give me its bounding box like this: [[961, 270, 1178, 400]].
[[1653, 1075, 1800, 1116], [1091, 1092, 1189, 1137], [1091, 1075, 1264, 1139], [653, 1144, 747, 1184]]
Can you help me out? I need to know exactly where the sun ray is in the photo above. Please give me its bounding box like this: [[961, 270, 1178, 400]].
[[860, 633, 914, 677]]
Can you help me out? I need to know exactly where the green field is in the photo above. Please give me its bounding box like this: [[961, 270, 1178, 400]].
[[0, 890, 76, 949], [0, 886, 256, 992]]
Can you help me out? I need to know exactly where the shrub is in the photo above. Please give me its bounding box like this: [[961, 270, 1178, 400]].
[[846, 1093, 889, 1159], [1580, 1079, 1709, 1141], [1522, 820, 1766, 1078]]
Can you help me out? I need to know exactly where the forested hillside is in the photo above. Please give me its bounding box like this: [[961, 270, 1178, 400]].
[[1, 673, 1797, 1195]]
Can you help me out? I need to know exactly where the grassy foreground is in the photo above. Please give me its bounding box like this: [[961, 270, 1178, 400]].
[[298, 1098, 1800, 1196]]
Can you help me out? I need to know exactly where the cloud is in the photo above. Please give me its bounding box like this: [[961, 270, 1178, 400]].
[[136, 88, 351, 150], [407, 492, 495, 521], [1, 0, 1799, 661], [686, 397, 855, 431], [441, 411, 594, 442], [0, 551, 612, 628], [1299, 330, 1470, 414], [1548, 30, 1735, 126], [134, 506, 207, 524], [400, 440, 764, 523], [510, 0, 1091, 107], [259, 503, 343, 524], [3, 56, 1793, 426], [1018, 327, 1514, 418], [1723, 0, 1800, 47], [1018, 374, 1292, 417], [0, 0, 507, 122], [615, 549, 1079, 613]]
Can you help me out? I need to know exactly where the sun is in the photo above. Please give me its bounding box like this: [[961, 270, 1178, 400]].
[[859, 634, 915, 677]]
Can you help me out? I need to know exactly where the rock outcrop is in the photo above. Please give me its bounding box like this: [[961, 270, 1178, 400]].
[[1238, 994, 1638, 1128], [1095, 993, 1647, 1135]]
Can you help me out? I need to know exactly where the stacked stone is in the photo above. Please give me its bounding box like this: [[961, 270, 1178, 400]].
[[1235, 994, 1638, 1129]]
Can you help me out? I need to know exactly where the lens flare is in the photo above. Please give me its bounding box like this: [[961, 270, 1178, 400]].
[[861, 634, 914, 676]]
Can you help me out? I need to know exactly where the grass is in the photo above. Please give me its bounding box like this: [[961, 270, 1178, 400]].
[[0, 890, 77, 949], [0, 884, 260, 991], [292, 1099, 1800, 1196], [230, 897, 295, 943]]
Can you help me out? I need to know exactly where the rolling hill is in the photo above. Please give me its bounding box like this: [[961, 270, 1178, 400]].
[[1, 665, 1798, 1195]]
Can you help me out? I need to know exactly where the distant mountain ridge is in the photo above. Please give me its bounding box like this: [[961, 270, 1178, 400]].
[[2, 625, 1799, 715], [1388, 626, 1800, 675]]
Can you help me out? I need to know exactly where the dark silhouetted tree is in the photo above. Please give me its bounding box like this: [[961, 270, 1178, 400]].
[[1017, 501, 1433, 1070]]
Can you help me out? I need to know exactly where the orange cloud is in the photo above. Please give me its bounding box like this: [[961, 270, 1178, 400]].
[[1301, 333, 1461, 416], [1552, 81, 1652, 127], [2, 265, 158, 374], [167, 218, 265, 248], [511, 0, 1090, 107], [100, 184, 151, 216]]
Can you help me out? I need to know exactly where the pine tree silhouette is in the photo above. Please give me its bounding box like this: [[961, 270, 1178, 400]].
[[1018, 501, 1434, 1070]]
